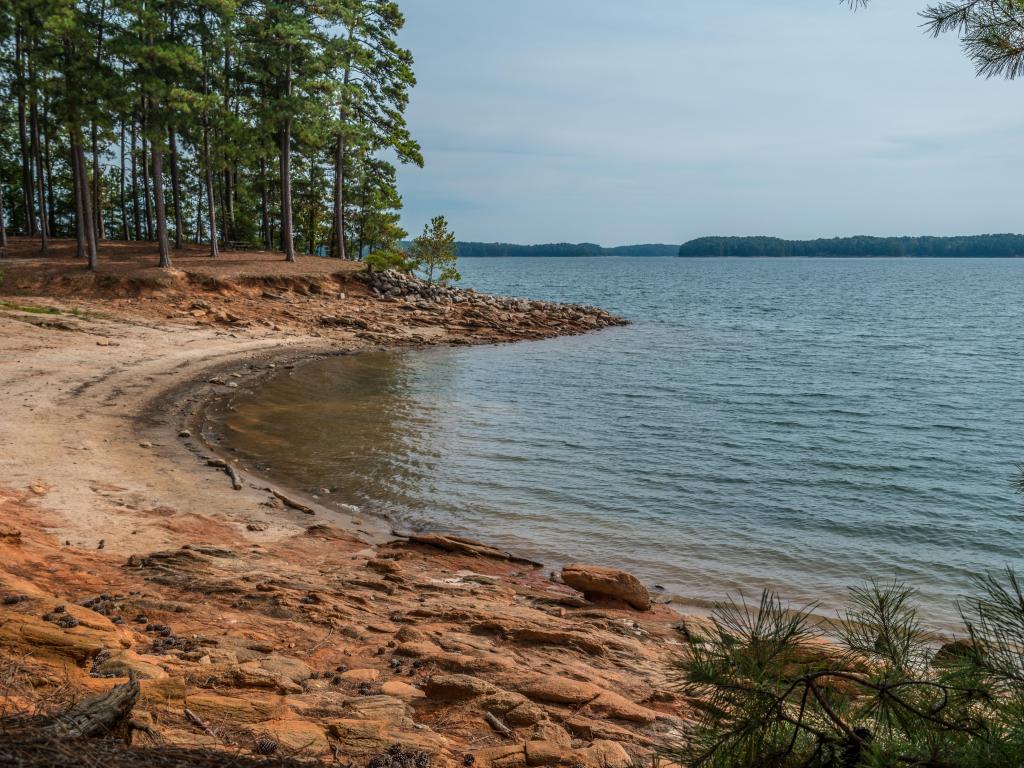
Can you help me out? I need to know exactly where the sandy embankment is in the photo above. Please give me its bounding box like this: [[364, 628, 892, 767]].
[[0, 245, 691, 767]]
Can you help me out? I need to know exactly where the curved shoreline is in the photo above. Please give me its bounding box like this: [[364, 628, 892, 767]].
[[189, 344, 712, 614], [1, 257, 968, 765], [0, 281, 698, 760]]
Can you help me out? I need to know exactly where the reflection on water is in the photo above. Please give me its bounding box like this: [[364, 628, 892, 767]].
[[209, 257, 1024, 631], [209, 352, 451, 512]]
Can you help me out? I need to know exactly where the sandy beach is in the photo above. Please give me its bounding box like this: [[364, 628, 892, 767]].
[[0, 241, 686, 767]]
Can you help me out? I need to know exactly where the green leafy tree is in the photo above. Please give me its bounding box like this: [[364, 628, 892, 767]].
[[409, 215, 459, 285]]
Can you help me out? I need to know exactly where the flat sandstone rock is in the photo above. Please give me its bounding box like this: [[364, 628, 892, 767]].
[[560, 563, 651, 611]]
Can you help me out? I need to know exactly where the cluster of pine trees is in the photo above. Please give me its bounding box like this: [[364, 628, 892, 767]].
[[0, 0, 422, 269]]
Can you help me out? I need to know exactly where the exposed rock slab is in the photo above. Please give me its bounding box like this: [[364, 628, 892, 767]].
[[561, 564, 651, 611]]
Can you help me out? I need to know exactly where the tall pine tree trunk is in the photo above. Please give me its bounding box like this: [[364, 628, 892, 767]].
[[260, 158, 270, 250], [91, 121, 104, 240], [43, 102, 55, 235], [130, 121, 140, 240], [280, 120, 295, 261], [91, 0, 107, 240], [75, 139, 97, 269], [119, 120, 128, 239], [194, 187, 202, 244], [29, 60, 48, 253], [0, 183, 8, 250], [221, 43, 233, 247], [71, 140, 86, 258], [16, 27, 37, 236], [222, 168, 234, 246], [151, 125, 172, 268], [202, 108, 218, 258], [307, 154, 317, 255], [333, 134, 346, 259], [141, 130, 153, 241], [168, 127, 183, 248]]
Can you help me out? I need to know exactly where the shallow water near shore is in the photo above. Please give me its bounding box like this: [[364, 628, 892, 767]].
[[214, 257, 1024, 630]]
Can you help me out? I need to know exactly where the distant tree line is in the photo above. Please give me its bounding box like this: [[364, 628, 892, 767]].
[[678, 235, 1024, 258], [452, 242, 679, 258], [0, 0, 421, 268]]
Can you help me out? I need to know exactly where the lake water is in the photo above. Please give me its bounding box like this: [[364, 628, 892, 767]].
[[212, 257, 1024, 629]]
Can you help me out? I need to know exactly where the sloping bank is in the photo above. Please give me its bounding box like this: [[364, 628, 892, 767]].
[[0, 258, 693, 767]]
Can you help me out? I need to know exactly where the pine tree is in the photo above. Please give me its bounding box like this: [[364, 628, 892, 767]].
[[409, 215, 459, 285], [323, 0, 421, 260], [0, 0, 422, 268]]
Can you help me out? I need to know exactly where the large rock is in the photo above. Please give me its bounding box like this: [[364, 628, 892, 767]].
[[512, 675, 657, 723], [585, 691, 657, 723], [482, 691, 546, 727], [185, 692, 287, 726], [424, 674, 498, 701], [339, 668, 380, 683], [576, 740, 632, 768], [259, 719, 329, 755], [0, 611, 131, 664], [257, 654, 313, 684], [326, 720, 448, 756], [93, 651, 168, 680], [512, 674, 601, 705], [560, 564, 650, 611], [224, 661, 303, 694], [381, 681, 425, 700], [472, 744, 527, 768]]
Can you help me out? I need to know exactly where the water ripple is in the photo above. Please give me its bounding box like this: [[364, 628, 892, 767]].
[[215, 257, 1024, 630]]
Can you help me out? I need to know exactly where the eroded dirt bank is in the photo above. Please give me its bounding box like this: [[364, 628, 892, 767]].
[[0, 242, 691, 767]]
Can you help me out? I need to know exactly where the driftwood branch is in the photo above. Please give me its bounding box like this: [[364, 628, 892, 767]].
[[207, 459, 243, 490], [484, 711, 512, 737], [266, 488, 315, 515], [45, 680, 140, 738], [183, 707, 218, 741]]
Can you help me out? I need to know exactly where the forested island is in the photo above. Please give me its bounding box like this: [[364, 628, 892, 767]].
[[453, 242, 679, 258], [678, 234, 1024, 258]]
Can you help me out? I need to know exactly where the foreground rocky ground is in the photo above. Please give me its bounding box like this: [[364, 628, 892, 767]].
[[0, 241, 690, 767]]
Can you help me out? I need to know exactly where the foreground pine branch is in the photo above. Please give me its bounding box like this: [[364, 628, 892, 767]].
[[668, 570, 1024, 767]]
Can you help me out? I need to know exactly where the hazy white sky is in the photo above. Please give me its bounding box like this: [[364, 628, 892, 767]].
[[395, 1, 1023, 245]]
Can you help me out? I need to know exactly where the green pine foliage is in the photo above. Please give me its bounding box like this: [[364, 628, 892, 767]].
[[0, 0, 420, 267], [670, 570, 1024, 767], [851, 2, 1024, 80], [409, 214, 459, 285]]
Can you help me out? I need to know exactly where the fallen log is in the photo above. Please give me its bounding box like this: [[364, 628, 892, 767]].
[[206, 459, 243, 490], [267, 488, 315, 515], [484, 711, 512, 737], [2, 681, 143, 740]]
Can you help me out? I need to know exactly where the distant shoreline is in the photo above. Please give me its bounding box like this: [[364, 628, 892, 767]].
[[453, 234, 1024, 258]]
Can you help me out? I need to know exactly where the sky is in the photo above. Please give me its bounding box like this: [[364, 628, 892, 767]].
[[394, 0, 1023, 246]]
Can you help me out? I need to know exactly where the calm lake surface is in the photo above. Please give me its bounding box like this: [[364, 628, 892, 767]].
[[214, 257, 1024, 629]]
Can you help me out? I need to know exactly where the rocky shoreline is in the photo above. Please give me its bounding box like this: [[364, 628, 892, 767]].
[[0, 249, 688, 767]]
